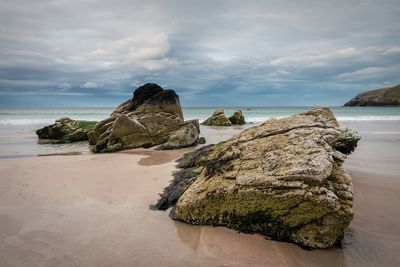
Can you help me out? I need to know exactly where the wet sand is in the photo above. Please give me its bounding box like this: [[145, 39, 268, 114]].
[[1, 129, 400, 266]]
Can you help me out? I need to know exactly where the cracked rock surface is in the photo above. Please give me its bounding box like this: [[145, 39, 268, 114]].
[[155, 107, 361, 248]]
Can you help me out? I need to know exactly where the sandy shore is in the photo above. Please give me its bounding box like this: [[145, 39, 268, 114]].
[[1, 130, 400, 266]]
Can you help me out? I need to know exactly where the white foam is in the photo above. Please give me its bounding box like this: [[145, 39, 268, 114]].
[[0, 119, 55, 125], [336, 116, 400, 121], [1, 114, 400, 126], [244, 116, 400, 123], [364, 131, 400, 134]]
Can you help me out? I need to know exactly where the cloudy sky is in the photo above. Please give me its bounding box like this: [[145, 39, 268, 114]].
[[0, 0, 399, 107]]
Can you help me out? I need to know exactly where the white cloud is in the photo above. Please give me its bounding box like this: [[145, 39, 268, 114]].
[[142, 58, 178, 70], [266, 70, 291, 79], [81, 82, 98, 89], [337, 67, 392, 80], [73, 33, 171, 70], [57, 82, 72, 91], [270, 47, 362, 67]]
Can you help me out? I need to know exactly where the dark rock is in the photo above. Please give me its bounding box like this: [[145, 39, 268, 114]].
[[196, 137, 206, 144], [152, 167, 199, 210], [132, 83, 164, 107], [111, 83, 183, 118], [229, 110, 245, 125], [154, 144, 215, 210]]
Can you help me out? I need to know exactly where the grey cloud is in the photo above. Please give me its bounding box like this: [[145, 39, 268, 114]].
[[0, 0, 399, 106]]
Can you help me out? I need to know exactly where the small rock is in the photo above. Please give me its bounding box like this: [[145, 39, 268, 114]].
[[201, 108, 232, 126], [229, 110, 245, 125]]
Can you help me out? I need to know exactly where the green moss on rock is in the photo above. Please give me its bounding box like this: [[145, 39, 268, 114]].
[[155, 107, 360, 249], [36, 118, 98, 144]]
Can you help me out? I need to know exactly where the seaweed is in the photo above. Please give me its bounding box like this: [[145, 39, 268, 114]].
[[152, 167, 199, 210]]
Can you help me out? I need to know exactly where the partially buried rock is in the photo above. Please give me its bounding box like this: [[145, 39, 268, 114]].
[[36, 118, 97, 144], [155, 107, 361, 249], [229, 110, 245, 125], [201, 108, 232, 126], [88, 83, 202, 152]]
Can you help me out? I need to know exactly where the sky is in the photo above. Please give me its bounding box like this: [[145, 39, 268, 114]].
[[0, 0, 399, 107]]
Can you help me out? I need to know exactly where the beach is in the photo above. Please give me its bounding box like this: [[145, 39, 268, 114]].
[[0, 117, 400, 267], [2, 0, 400, 264]]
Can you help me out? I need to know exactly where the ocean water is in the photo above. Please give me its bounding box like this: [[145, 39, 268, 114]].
[[0, 106, 399, 158]]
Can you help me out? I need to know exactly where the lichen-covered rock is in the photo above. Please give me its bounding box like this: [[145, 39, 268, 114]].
[[155, 107, 361, 249], [229, 110, 245, 125], [36, 118, 97, 144], [160, 120, 201, 149], [88, 83, 201, 152], [201, 108, 232, 126]]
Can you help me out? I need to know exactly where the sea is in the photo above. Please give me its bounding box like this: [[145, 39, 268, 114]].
[[1, 106, 400, 158]]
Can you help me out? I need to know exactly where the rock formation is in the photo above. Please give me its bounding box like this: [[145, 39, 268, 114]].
[[229, 110, 245, 125], [88, 83, 201, 152], [344, 84, 400, 106], [155, 107, 361, 249], [202, 108, 246, 126], [201, 108, 232, 126], [36, 118, 97, 144]]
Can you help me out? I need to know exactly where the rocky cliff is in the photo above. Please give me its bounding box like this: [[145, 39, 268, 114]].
[[344, 84, 400, 106], [155, 107, 361, 249]]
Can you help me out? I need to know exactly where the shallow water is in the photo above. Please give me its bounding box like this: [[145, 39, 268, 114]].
[[1, 106, 399, 158]]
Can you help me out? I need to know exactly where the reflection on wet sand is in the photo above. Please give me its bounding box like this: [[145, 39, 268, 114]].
[[174, 213, 347, 267], [121, 148, 190, 166], [38, 151, 83, 157]]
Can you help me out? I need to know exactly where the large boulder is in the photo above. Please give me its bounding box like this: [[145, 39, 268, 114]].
[[36, 118, 97, 144], [229, 110, 245, 125], [201, 108, 232, 126], [88, 83, 201, 152], [155, 107, 361, 249]]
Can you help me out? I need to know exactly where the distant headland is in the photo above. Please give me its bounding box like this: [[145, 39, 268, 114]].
[[344, 84, 400, 107]]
